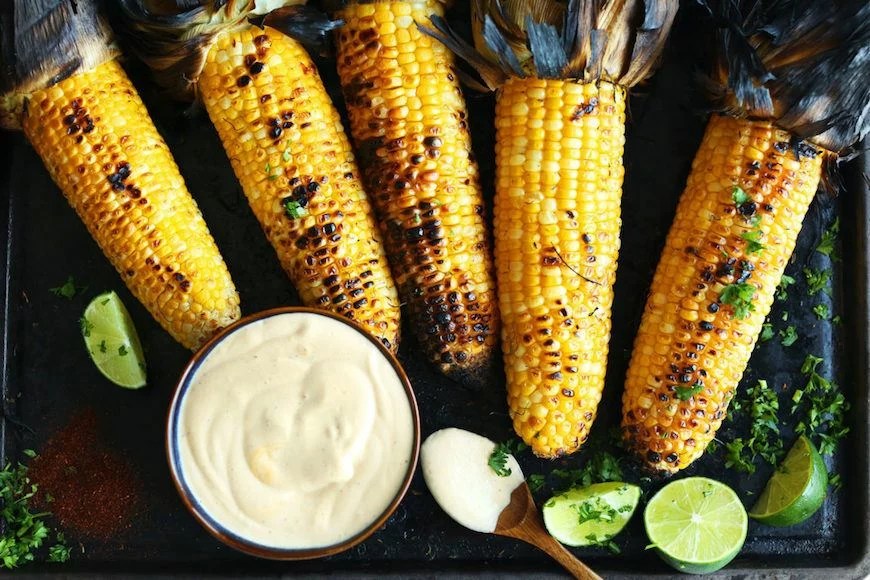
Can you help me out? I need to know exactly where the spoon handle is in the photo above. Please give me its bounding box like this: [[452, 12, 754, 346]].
[[526, 530, 602, 580]]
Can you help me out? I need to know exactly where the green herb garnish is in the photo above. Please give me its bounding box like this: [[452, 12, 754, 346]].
[[0, 456, 69, 568], [813, 304, 831, 320], [741, 230, 765, 254], [760, 323, 775, 342], [775, 274, 796, 301], [816, 218, 840, 260], [719, 282, 756, 319], [49, 276, 85, 300], [79, 317, 94, 338], [282, 198, 308, 220], [487, 439, 527, 477], [674, 382, 703, 401], [732, 186, 750, 205], [804, 268, 831, 297], [779, 325, 798, 347], [793, 354, 850, 456], [527, 474, 546, 493]]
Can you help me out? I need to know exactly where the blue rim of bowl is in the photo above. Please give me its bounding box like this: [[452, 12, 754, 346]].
[[166, 306, 421, 560]]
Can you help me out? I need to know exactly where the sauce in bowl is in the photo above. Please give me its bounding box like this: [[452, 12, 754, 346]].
[[167, 309, 419, 557]]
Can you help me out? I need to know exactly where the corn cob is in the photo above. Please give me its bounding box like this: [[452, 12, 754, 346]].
[[425, 0, 677, 456], [118, 1, 401, 351], [334, 0, 499, 385], [2, 1, 240, 350], [622, 0, 870, 473], [496, 78, 626, 457], [622, 115, 821, 471]]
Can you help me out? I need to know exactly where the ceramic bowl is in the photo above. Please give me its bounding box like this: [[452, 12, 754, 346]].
[[166, 307, 421, 560]]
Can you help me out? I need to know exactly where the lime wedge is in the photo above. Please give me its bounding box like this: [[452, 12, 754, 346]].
[[81, 291, 147, 389], [542, 482, 640, 547], [644, 477, 747, 574], [749, 435, 828, 527]]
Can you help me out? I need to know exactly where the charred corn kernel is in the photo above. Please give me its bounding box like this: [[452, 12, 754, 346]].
[[496, 78, 626, 458], [21, 59, 240, 350], [621, 114, 824, 473], [199, 26, 401, 351], [335, 0, 499, 385]]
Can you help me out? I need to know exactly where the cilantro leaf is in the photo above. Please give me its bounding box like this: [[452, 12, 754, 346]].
[[779, 325, 798, 347], [719, 282, 756, 319], [813, 303, 830, 320], [760, 323, 775, 342], [674, 382, 703, 401], [775, 274, 796, 301], [79, 317, 94, 338], [816, 218, 840, 260], [804, 268, 831, 297], [49, 276, 83, 300], [741, 230, 765, 254], [732, 186, 750, 205], [488, 443, 512, 477], [527, 474, 545, 493], [282, 198, 308, 220]]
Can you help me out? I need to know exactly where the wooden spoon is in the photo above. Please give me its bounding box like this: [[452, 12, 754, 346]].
[[496, 483, 602, 580]]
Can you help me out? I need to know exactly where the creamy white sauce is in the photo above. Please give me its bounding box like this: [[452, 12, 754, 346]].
[[175, 312, 415, 549], [421, 428, 525, 533]]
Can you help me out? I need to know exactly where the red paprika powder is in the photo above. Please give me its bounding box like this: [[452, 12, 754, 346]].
[[28, 409, 142, 541]]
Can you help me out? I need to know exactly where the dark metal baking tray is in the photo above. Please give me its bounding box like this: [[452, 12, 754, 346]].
[[2, 3, 869, 577]]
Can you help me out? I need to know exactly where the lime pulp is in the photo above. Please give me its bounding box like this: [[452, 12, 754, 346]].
[[81, 291, 147, 389], [542, 481, 640, 547], [644, 477, 747, 574]]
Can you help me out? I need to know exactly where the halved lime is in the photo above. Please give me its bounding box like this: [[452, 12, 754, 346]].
[[644, 477, 747, 574], [81, 291, 147, 389], [542, 482, 640, 547], [749, 435, 828, 527]]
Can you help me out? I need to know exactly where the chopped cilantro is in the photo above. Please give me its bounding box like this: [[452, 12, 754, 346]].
[[282, 150, 291, 163], [552, 450, 623, 492], [741, 229, 765, 254], [816, 218, 840, 260], [760, 323, 775, 342], [732, 186, 750, 205], [0, 456, 70, 568], [724, 380, 784, 473], [719, 282, 756, 319], [779, 325, 798, 347], [584, 533, 620, 554], [813, 304, 830, 320], [282, 198, 308, 220], [793, 354, 850, 456], [674, 382, 703, 401], [487, 439, 527, 477], [118, 345, 128, 357], [49, 276, 85, 300], [79, 317, 94, 338], [573, 497, 617, 525], [829, 473, 842, 491], [527, 474, 545, 493], [775, 274, 796, 301], [98, 340, 107, 354], [832, 315, 842, 325], [804, 268, 831, 297]]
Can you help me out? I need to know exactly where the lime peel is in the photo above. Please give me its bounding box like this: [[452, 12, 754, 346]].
[[82, 291, 147, 389], [749, 435, 828, 527]]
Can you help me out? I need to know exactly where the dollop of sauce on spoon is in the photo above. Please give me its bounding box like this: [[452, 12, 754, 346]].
[[421, 428, 525, 533]]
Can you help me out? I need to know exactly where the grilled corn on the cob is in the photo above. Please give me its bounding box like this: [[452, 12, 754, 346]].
[[333, 0, 498, 385], [1, 0, 240, 350], [118, 1, 402, 350], [622, 0, 870, 473], [426, 0, 677, 456]]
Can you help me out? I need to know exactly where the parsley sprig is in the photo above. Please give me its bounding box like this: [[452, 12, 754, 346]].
[[719, 282, 756, 319]]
